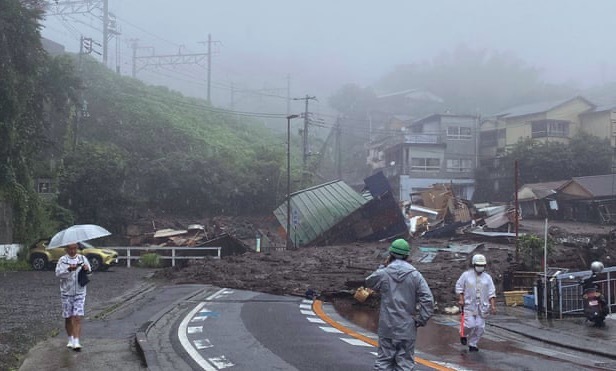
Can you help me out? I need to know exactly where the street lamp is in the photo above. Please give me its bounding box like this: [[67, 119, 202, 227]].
[[286, 114, 299, 249]]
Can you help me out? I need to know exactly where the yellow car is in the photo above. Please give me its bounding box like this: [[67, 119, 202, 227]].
[[27, 239, 119, 271]]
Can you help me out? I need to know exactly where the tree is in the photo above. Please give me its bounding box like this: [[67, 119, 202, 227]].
[[58, 143, 131, 230], [0, 0, 77, 242], [518, 234, 554, 271], [328, 84, 376, 117], [376, 45, 572, 114], [474, 133, 613, 201]]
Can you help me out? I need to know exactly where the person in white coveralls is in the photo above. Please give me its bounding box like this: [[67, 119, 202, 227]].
[[455, 253, 496, 352]]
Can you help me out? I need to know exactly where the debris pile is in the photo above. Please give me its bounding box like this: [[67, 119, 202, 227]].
[[402, 184, 522, 242]]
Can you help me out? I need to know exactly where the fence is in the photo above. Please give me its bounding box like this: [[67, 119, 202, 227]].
[[553, 266, 616, 318], [113, 246, 222, 268]]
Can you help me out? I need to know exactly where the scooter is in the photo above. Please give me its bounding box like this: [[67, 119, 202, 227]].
[[581, 276, 608, 326]]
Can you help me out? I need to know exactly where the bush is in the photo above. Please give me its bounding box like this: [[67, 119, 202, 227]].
[[518, 234, 554, 271], [139, 253, 161, 268], [0, 259, 31, 272]]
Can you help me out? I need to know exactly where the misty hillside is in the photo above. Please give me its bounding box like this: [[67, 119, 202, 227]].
[[78, 57, 279, 160], [58, 57, 291, 227]]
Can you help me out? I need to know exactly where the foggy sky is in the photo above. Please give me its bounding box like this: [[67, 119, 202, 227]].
[[41, 0, 616, 106]]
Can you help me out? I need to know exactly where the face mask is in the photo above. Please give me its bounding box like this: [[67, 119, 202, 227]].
[[474, 265, 485, 273]]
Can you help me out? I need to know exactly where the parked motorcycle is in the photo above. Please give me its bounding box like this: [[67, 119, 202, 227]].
[[580, 261, 608, 326]]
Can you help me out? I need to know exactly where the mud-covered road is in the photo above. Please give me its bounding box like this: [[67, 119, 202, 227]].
[[153, 239, 517, 310]]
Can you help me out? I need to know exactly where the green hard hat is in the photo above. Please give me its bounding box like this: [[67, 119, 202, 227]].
[[389, 239, 410, 256]]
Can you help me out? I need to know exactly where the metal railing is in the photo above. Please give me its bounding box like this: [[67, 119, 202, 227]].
[[554, 266, 616, 318], [113, 246, 222, 268]]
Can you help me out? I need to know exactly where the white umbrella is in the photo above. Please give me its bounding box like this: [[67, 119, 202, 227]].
[[47, 224, 111, 249]]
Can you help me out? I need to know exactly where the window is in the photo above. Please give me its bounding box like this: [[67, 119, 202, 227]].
[[531, 120, 570, 138], [37, 180, 52, 193], [411, 124, 423, 133], [480, 130, 497, 146], [411, 157, 440, 171], [446, 159, 473, 172], [447, 126, 472, 140]]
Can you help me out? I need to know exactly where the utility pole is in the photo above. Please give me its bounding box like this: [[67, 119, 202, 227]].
[[130, 39, 139, 78], [286, 74, 291, 116], [292, 95, 317, 177], [207, 34, 212, 103], [514, 159, 520, 260], [75, 36, 96, 151], [335, 116, 342, 179], [102, 0, 108, 65]]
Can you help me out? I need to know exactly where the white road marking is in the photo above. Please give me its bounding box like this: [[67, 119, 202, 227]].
[[300, 310, 314, 315], [191, 316, 208, 322], [340, 338, 373, 347], [299, 304, 312, 310], [302, 299, 314, 305], [306, 317, 326, 324], [194, 339, 213, 350], [370, 351, 378, 356], [433, 361, 471, 371], [178, 288, 227, 371], [188, 326, 203, 334], [210, 289, 233, 300], [209, 355, 234, 369], [318, 326, 343, 333]]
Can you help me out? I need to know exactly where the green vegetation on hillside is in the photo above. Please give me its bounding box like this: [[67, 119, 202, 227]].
[[1, 0, 300, 240], [0, 0, 78, 243], [60, 58, 298, 229]]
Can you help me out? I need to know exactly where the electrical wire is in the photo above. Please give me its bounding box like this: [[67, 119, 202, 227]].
[[113, 14, 187, 50]]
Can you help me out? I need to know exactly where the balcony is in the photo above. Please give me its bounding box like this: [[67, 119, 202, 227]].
[[403, 133, 442, 144]]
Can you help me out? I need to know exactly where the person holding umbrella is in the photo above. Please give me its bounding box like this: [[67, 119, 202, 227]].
[[56, 243, 91, 350], [50, 224, 110, 351]]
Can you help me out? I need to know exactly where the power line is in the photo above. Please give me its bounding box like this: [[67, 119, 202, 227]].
[[113, 14, 184, 50]]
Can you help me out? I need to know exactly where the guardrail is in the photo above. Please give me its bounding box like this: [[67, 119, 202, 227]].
[[113, 246, 222, 268]]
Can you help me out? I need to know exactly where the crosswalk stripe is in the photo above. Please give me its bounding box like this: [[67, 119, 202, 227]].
[[340, 337, 373, 347]]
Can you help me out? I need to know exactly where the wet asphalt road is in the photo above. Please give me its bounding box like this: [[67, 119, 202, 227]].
[[4, 267, 616, 371], [0, 266, 155, 371]]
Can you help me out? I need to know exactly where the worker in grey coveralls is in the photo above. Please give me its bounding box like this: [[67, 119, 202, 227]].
[[366, 239, 434, 370]]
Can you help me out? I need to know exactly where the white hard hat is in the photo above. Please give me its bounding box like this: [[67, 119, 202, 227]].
[[590, 261, 604, 273], [472, 254, 487, 265]]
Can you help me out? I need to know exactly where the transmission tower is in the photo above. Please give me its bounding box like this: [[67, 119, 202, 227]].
[[132, 38, 216, 102], [45, 0, 120, 66]]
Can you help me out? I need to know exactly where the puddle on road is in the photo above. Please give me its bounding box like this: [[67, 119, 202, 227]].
[[330, 296, 572, 358], [331, 297, 378, 333]]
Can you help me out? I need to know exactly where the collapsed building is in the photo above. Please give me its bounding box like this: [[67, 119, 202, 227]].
[[273, 172, 408, 247]]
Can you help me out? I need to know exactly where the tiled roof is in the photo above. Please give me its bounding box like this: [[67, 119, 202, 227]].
[[495, 96, 594, 118], [571, 174, 616, 198]]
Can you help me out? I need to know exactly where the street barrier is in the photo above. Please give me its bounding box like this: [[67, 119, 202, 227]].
[[554, 266, 616, 318]]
